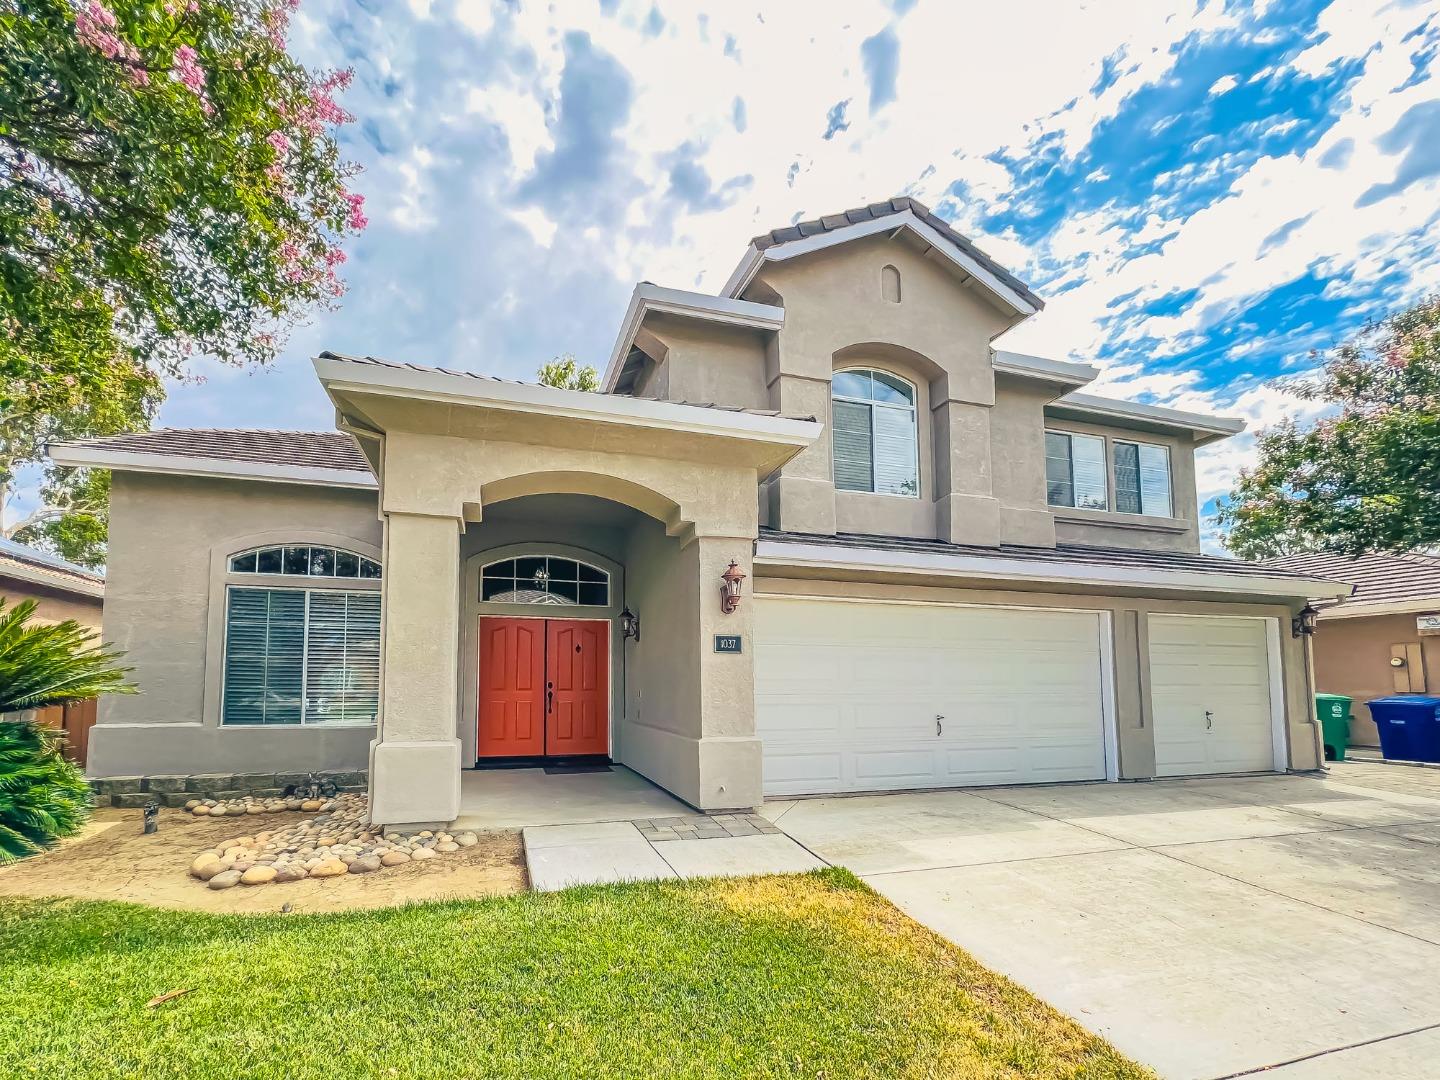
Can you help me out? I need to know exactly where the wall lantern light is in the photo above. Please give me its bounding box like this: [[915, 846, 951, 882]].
[[1292, 604, 1319, 638], [620, 607, 640, 643], [720, 560, 747, 615]]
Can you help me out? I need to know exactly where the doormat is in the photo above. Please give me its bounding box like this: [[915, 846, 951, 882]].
[[543, 763, 613, 775]]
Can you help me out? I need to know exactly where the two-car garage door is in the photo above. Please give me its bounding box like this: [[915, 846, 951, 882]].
[[754, 598, 1111, 796], [755, 599, 1282, 796]]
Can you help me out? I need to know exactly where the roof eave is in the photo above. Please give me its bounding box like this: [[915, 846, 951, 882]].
[[1049, 392, 1246, 445], [722, 210, 1041, 320], [753, 539, 1353, 601], [992, 351, 1099, 389], [1318, 596, 1440, 620], [47, 443, 378, 490], [314, 354, 821, 447], [0, 561, 105, 599]]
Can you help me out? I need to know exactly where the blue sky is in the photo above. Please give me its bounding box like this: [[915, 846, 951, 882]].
[[97, 0, 1440, 545]]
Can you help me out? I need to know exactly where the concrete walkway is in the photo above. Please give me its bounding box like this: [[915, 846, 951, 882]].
[[765, 762, 1440, 1080]]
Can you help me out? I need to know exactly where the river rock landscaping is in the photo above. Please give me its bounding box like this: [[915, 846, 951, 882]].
[[187, 793, 345, 817], [186, 794, 481, 888]]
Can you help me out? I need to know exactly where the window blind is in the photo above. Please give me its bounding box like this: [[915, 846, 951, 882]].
[[223, 587, 380, 726], [1046, 432, 1107, 510], [1138, 443, 1172, 517], [1114, 441, 1142, 514], [832, 399, 874, 492], [872, 404, 919, 495]]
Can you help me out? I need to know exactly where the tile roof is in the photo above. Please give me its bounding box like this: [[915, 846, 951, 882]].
[[0, 538, 105, 599], [320, 351, 816, 421], [1261, 551, 1440, 608], [760, 528, 1339, 583], [749, 196, 1045, 311], [57, 428, 371, 473]]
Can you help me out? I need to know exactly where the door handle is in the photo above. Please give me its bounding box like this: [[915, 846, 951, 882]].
[[936, 715, 944, 737], [1205, 710, 1214, 731], [547, 683, 554, 714]]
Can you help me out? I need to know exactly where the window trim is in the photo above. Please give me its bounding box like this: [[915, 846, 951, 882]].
[[1112, 438, 1173, 518], [479, 554, 612, 607], [831, 366, 921, 500], [220, 583, 380, 728], [1045, 427, 1181, 522]]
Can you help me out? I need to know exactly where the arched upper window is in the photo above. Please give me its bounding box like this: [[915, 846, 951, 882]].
[[831, 369, 919, 497], [881, 264, 902, 303], [229, 545, 381, 579], [481, 556, 610, 606]]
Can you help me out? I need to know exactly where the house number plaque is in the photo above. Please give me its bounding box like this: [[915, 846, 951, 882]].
[[714, 635, 743, 654]]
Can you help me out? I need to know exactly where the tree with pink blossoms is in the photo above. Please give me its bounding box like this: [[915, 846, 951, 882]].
[[0, 0, 366, 565], [1219, 295, 1440, 558]]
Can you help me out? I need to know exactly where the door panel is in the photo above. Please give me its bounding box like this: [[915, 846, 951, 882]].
[[477, 618, 545, 757], [755, 598, 1107, 796], [1149, 615, 1276, 777], [546, 619, 609, 756]]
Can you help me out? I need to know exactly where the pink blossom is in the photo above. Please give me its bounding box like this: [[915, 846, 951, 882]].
[[345, 192, 367, 231], [75, 2, 142, 66], [266, 130, 291, 155], [324, 246, 347, 267], [173, 44, 207, 96]]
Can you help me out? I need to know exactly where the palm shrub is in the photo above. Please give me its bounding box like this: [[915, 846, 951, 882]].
[[0, 599, 136, 862]]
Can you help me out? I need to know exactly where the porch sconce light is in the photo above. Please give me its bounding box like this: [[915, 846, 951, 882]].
[[1292, 604, 1319, 638], [720, 560, 747, 615], [620, 607, 640, 643]]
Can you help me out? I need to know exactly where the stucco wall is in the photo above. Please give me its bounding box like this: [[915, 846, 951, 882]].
[[638, 314, 771, 412], [1312, 611, 1440, 746], [0, 577, 102, 630], [89, 472, 382, 777], [754, 572, 1320, 776]]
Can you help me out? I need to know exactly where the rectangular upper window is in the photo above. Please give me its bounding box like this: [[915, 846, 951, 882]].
[[1045, 431, 1108, 511], [1114, 441, 1173, 517], [222, 586, 380, 726]]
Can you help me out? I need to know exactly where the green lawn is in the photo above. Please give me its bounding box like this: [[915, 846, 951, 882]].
[[0, 868, 1150, 1079]]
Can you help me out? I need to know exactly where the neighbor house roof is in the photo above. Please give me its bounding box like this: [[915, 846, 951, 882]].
[[758, 529, 1353, 601], [724, 196, 1044, 317], [0, 537, 105, 601], [1261, 551, 1440, 618], [49, 429, 377, 490]]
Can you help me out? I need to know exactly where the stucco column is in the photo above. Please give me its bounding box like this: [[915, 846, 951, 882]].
[[694, 536, 762, 810], [766, 373, 836, 535], [933, 398, 1001, 546], [369, 511, 463, 826]]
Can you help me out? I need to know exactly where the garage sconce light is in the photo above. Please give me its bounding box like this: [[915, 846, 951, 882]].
[[720, 560, 747, 615], [620, 607, 640, 643], [1292, 604, 1319, 638]]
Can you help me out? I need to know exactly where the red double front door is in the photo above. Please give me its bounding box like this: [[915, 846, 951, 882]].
[[477, 617, 609, 758]]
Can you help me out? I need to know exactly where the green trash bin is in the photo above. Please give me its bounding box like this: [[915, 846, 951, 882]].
[[1316, 693, 1352, 761]]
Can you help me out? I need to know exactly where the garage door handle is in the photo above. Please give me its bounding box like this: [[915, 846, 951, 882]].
[[936, 715, 944, 736], [1205, 710, 1213, 730]]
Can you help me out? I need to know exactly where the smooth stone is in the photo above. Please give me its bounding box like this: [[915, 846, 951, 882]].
[[349, 855, 382, 874], [184, 799, 201, 810], [240, 866, 277, 885], [436, 842, 459, 853], [191, 806, 210, 816], [455, 833, 479, 847], [189, 855, 224, 880], [273, 865, 307, 883], [300, 800, 323, 812], [207, 870, 243, 890], [246, 805, 264, 815], [410, 846, 438, 861], [380, 851, 410, 867], [309, 858, 347, 878]]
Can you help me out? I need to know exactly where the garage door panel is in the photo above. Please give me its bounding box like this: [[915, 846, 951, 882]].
[[756, 599, 1109, 796], [1150, 615, 1277, 777]]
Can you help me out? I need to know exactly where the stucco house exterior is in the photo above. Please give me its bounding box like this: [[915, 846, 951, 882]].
[[51, 198, 1349, 828], [1264, 551, 1440, 748]]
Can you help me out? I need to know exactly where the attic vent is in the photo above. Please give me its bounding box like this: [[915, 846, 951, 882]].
[[881, 264, 902, 303]]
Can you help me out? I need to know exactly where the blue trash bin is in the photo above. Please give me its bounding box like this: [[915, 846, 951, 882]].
[[1367, 696, 1440, 763]]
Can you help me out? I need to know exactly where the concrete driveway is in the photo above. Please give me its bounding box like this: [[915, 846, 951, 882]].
[[765, 762, 1440, 1080]]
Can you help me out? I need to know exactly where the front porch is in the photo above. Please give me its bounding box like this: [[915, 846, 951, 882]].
[[452, 765, 689, 831]]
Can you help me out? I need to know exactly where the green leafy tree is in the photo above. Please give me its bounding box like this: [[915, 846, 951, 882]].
[[0, 598, 136, 861], [537, 354, 599, 392], [1219, 295, 1440, 558], [1, 0, 365, 560]]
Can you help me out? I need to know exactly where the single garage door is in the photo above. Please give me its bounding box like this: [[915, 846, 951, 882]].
[[755, 598, 1110, 796], [1148, 614, 1279, 777]]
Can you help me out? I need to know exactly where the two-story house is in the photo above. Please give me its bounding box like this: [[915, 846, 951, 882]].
[[52, 198, 1348, 828]]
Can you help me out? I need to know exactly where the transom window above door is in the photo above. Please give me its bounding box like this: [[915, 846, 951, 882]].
[[831, 368, 919, 497], [229, 545, 381, 579], [481, 556, 610, 606]]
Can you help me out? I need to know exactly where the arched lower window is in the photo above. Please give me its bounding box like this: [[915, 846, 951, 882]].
[[229, 545, 381, 579], [831, 369, 919, 497], [481, 556, 610, 606]]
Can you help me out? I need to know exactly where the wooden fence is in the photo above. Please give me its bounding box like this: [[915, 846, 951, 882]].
[[31, 698, 98, 770]]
